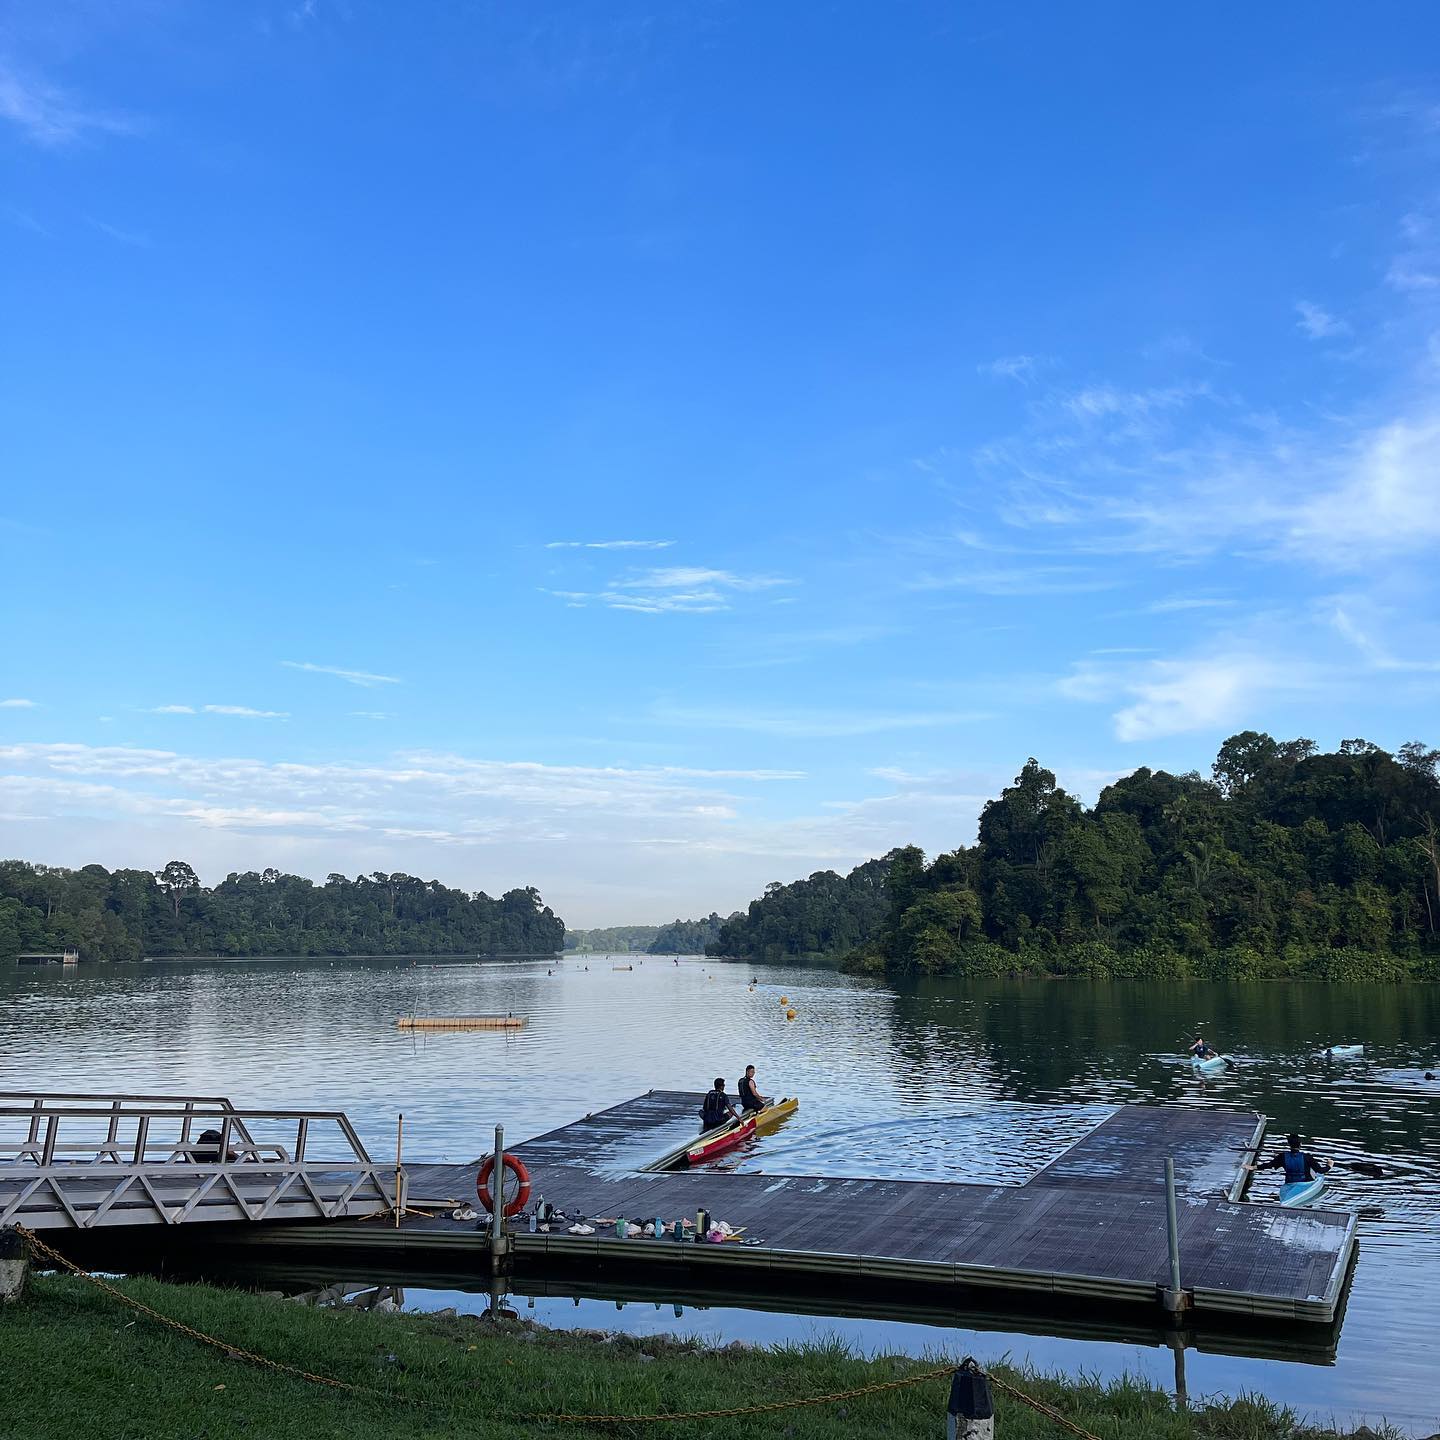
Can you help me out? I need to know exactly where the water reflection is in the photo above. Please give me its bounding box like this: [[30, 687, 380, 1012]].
[[4, 959, 1438, 1431]]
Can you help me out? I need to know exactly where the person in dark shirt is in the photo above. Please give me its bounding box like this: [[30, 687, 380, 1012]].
[[1246, 1132, 1332, 1185], [737, 1065, 769, 1114], [699, 1078, 738, 1133], [1187, 1034, 1216, 1060]]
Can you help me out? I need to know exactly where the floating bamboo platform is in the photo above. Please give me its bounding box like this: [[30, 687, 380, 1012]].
[[395, 1015, 525, 1031]]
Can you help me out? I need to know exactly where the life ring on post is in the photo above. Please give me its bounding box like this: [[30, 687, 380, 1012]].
[[477, 1152, 531, 1217]]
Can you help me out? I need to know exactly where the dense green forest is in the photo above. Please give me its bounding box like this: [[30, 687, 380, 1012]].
[[710, 854, 896, 961], [709, 734, 1440, 981], [647, 912, 737, 954], [563, 925, 658, 953], [0, 861, 564, 962]]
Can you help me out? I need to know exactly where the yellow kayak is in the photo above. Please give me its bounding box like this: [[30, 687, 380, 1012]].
[[752, 1096, 798, 1135]]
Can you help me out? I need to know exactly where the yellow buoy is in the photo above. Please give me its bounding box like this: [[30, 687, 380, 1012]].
[[785, 1009, 796, 1020], [779, 996, 788, 1005]]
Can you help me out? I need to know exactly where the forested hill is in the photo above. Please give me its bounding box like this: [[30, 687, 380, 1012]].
[[0, 862, 564, 962], [708, 734, 1440, 981], [710, 855, 895, 962], [563, 925, 658, 953], [648, 912, 737, 954]]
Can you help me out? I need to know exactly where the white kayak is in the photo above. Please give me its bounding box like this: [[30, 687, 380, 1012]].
[[1318, 1044, 1363, 1059], [1278, 1175, 1326, 1208], [1190, 1053, 1227, 1074]]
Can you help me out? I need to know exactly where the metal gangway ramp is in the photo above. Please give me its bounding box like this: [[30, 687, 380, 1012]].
[[0, 1091, 401, 1231]]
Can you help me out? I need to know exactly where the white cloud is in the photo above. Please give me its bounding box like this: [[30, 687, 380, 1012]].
[[202, 705, 289, 719], [979, 354, 1043, 383], [1147, 596, 1236, 614], [545, 539, 675, 550], [87, 216, 150, 248], [1386, 258, 1440, 292], [350, 711, 392, 721], [150, 705, 196, 715], [0, 698, 37, 709], [547, 566, 793, 615], [281, 661, 401, 687], [0, 63, 134, 147], [1295, 301, 1349, 340], [651, 703, 991, 738], [1060, 653, 1314, 741]]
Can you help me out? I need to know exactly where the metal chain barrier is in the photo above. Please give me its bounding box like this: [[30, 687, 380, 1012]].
[[14, 1223, 1105, 1436]]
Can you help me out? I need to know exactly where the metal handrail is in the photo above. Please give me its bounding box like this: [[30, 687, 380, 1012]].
[[0, 1092, 393, 1230]]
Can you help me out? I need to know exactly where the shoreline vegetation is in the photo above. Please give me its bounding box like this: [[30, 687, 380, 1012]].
[[708, 734, 1440, 982], [5, 1271, 1392, 1440], [0, 863, 563, 964]]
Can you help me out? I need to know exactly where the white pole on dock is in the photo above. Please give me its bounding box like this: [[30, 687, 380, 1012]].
[[491, 1123, 506, 1274], [1163, 1156, 1185, 1313], [393, 1114, 405, 1228]]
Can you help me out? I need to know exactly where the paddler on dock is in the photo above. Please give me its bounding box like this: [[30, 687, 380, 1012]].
[[699, 1077, 739, 1133], [737, 1064, 769, 1115]]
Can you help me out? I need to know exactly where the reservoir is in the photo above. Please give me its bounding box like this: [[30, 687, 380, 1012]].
[[4, 957, 1437, 1432]]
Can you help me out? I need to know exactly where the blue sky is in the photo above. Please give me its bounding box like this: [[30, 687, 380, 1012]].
[[3, 2, 1440, 925]]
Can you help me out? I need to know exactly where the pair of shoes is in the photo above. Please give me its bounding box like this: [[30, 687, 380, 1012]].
[[567, 1223, 596, 1235], [451, 1205, 478, 1222]]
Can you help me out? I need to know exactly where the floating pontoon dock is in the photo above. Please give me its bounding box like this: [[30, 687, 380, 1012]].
[[395, 1015, 525, 1031], [222, 1092, 1356, 1327]]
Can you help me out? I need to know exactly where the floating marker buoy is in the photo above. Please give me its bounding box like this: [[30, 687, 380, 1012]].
[[786, 1009, 796, 1021], [779, 996, 788, 1005]]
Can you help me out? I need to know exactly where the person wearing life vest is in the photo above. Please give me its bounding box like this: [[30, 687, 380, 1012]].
[[737, 1064, 769, 1115], [1247, 1132, 1332, 1184], [699, 1077, 738, 1133], [1187, 1034, 1216, 1060]]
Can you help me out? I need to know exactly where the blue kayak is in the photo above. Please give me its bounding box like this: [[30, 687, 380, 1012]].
[[1318, 1044, 1363, 1059], [1278, 1175, 1326, 1208], [1190, 1053, 1227, 1074]]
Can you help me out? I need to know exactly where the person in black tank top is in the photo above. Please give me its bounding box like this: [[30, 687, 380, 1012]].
[[737, 1064, 769, 1114], [699, 1078, 738, 1132]]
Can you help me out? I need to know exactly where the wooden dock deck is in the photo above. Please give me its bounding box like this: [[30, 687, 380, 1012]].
[[231, 1092, 1356, 1326]]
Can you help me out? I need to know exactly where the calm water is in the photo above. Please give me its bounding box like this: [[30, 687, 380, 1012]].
[[5, 957, 1439, 1433]]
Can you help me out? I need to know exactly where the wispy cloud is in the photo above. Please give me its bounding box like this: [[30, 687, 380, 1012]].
[[1060, 651, 1319, 741], [281, 661, 401, 687], [1295, 300, 1349, 339], [87, 216, 150, 248], [908, 565, 1117, 597], [547, 566, 793, 614], [0, 63, 135, 147], [0, 698, 38, 709], [1147, 596, 1236, 614], [350, 711, 392, 721], [545, 539, 675, 550], [651, 703, 991, 738], [978, 354, 1046, 383], [150, 704, 288, 718]]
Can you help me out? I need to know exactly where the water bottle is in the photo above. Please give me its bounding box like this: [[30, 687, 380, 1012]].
[[528, 1211, 537, 1233], [653, 1216, 663, 1240], [615, 1217, 626, 1238]]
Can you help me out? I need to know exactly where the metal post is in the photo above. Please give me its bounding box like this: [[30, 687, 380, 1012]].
[[947, 1364, 994, 1440], [1163, 1156, 1187, 1313], [393, 1115, 404, 1228], [491, 1124, 506, 1273]]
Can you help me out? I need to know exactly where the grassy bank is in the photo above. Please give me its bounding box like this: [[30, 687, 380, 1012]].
[[1, 1272, 1393, 1440]]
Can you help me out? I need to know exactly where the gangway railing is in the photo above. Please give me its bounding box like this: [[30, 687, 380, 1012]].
[[0, 1096, 397, 1231]]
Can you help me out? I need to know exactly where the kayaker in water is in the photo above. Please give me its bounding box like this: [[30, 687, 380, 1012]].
[[737, 1064, 769, 1114], [1246, 1132, 1332, 1185], [1187, 1035, 1216, 1060], [699, 1078, 739, 1133]]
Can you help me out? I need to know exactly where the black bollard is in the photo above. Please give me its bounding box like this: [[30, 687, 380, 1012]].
[[947, 1364, 994, 1439]]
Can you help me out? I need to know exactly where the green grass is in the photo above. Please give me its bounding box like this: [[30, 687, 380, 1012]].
[[0, 1273, 1388, 1440]]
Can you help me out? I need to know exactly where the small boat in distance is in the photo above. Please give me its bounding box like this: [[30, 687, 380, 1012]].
[[1191, 1053, 1228, 1075], [1318, 1043, 1363, 1060]]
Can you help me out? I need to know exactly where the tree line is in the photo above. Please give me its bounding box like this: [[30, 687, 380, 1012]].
[[0, 861, 565, 962], [707, 734, 1440, 981]]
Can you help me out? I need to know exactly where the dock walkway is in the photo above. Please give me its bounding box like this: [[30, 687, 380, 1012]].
[[261, 1092, 1354, 1326]]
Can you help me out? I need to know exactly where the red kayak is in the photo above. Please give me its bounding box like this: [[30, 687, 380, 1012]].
[[685, 1114, 756, 1167]]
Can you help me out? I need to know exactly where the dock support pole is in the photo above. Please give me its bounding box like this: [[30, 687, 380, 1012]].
[[490, 1124, 507, 1275], [0, 1227, 29, 1304], [1163, 1156, 1187, 1314], [393, 1114, 405, 1228]]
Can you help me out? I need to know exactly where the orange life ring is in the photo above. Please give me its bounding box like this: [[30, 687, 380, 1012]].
[[477, 1152, 532, 1217]]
